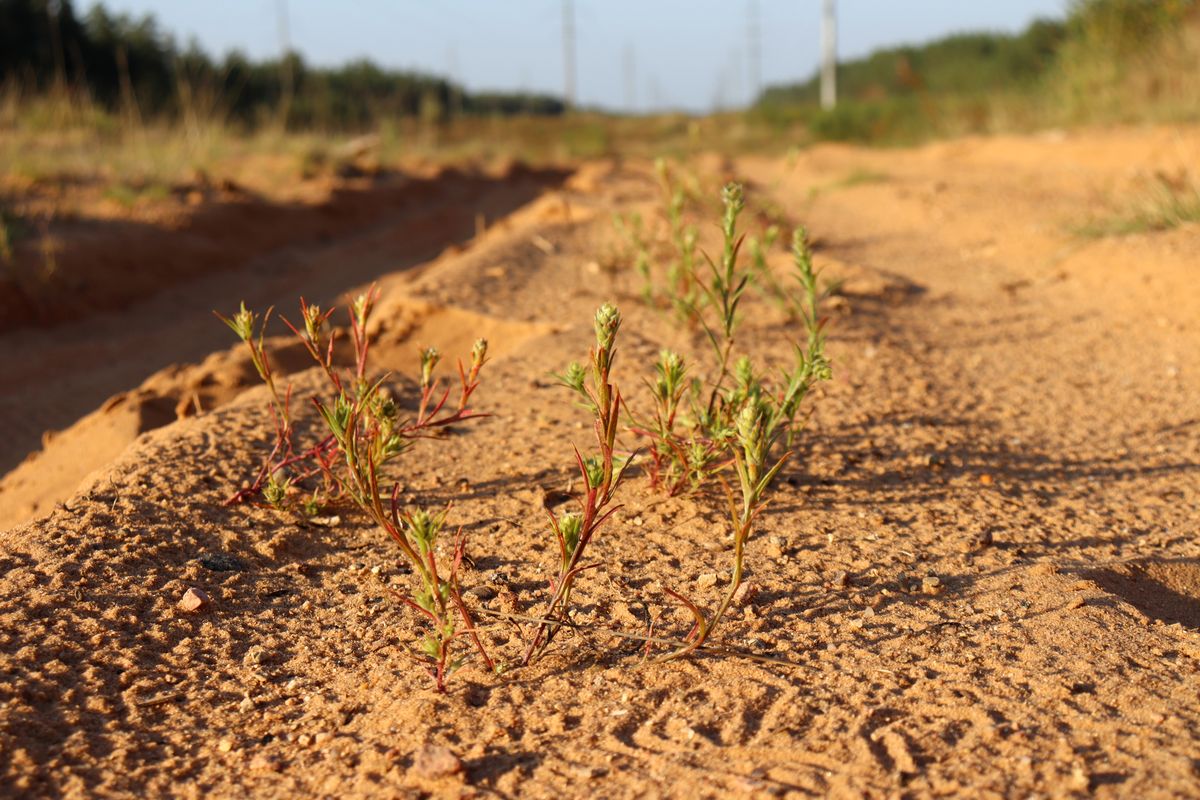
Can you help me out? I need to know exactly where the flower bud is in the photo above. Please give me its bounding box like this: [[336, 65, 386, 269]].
[[558, 512, 583, 559], [722, 182, 745, 217], [656, 350, 685, 399], [471, 338, 488, 368], [221, 301, 256, 342], [303, 303, 324, 341], [593, 303, 621, 351], [583, 455, 605, 489], [407, 508, 443, 553], [352, 292, 371, 329], [736, 400, 766, 454], [560, 361, 586, 393], [420, 346, 440, 388]]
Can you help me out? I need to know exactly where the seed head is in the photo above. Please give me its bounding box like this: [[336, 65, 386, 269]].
[[352, 292, 372, 329], [303, 303, 326, 342], [319, 394, 354, 442], [420, 347, 440, 388], [736, 399, 767, 455], [683, 225, 698, 251], [722, 182, 745, 217], [471, 338, 488, 368], [583, 455, 605, 489], [221, 301, 256, 342], [263, 474, 291, 509], [559, 361, 586, 393], [593, 303, 621, 351], [656, 350, 685, 399], [558, 512, 583, 558], [407, 508, 443, 553]]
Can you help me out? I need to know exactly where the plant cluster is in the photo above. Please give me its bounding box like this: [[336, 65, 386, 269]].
[[221, 180, 832, 688], [617, 182, 833, 658], [522, 303, 634, 664], [220, 287, 494, 690]]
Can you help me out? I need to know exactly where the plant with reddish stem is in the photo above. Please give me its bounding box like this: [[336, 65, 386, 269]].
[[618, 184, 834, 659], [627, 349, 725, 496], [657, 395, 791, 661], [220, 288, 494, 690], [215, 302, 319, 508], [306, 291, 493, 690], [522, 303, 634, 664]]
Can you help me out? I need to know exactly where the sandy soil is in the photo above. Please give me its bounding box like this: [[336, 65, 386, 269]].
[[1, 126, 1199, 799]]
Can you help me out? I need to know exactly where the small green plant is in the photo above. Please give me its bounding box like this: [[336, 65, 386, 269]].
[[659, 395, 790, 660], [611, 211, 653, 301], [219, 289, 494, 691], [215, 302, 312, 506], [621, 183, 832, 659], [656, 158, 702, 322], [523, 303, 634, 664], [695, 182, 752, 416]]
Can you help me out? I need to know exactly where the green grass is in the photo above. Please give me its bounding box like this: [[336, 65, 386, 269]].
[[807, 168, 893, 201], [1078, 177, 1200, 237]]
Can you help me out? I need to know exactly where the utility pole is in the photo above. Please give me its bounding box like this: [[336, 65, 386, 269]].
[[747, 0, 761, 105], [562, 0, 577, 110], [820, 0, 837, 110], [622, 43, 636, 112]]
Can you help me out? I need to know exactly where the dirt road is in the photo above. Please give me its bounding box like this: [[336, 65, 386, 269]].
[[1, 127, 1198, 798]]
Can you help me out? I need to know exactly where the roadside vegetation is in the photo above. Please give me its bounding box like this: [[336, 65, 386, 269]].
[[755, 0, 1200, 144], [2, 0, 1196, 181], [220, 180, 830, 689]]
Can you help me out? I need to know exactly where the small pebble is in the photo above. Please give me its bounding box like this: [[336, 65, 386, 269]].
[[922, 576, 943, 595], [177, 587, 210, 613], [732, 582, 758, 606], [410, 744, 463, 780], [696, 573, 719, 589], [218, 738, 234, 754]]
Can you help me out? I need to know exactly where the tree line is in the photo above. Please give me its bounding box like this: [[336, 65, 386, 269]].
[[0, 0, 565, 128]]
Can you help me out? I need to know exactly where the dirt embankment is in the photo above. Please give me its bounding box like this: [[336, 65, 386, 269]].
[[1, 128, 1199, 799], [0, 162, 570, 527]]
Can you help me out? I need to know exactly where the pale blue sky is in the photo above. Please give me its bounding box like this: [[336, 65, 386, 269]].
[[86, 1, 1069, 112]]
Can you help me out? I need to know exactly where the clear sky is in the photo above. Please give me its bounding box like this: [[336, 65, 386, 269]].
[[85, 0, 1069, 113]]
